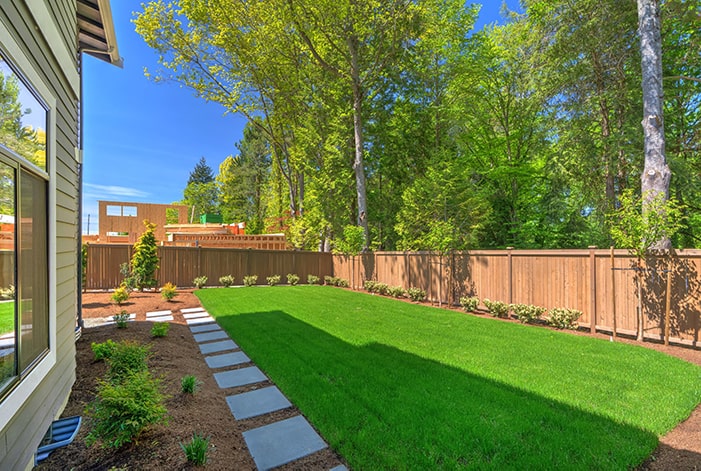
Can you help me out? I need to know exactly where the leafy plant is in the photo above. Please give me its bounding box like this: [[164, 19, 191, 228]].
[[151, 322, 170, 338], [460, 296, 480, 312], [324, 275, 334, 285], [219, 274, 235, 287], [91, 339, 117, 361], [113, 310, 131, 329], [129, 220, 160, 291], [364, 280, 377, 292], [181, 374, 201, 394], [307, 274, 320, 285], [287, 273, 300, 285], [511, 304, 546, 324], [105, 340, 151, 384], [547, 308, 583, 330], [110, 285, 129, 305], [333, 224, 366, 255], [406, 287, 426, 302], [243, 275, 258, 287], [387, 286, 405, 298], [374, 282, 389, 295], [85, 370, 168, 449], [193, 275, 208, 289], [160, 282, 178, 301], [0, 284, 15, 300], [266, 274, 281, 286], [483, 299, 510, 318], [181, 432, 210, 466], [81, 243, 88, 291]]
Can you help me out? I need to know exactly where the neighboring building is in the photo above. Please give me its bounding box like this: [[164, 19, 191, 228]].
[[97, 200, 189, 243], [0, 1, 121, 469]]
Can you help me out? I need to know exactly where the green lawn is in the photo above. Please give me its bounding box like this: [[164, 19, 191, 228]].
[[0, 301, 14, 336], [197, 286, 701, 470]]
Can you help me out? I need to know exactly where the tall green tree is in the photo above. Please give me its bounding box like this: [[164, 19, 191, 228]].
[[130, 220, 160, 291], [188, 157, 214, 185]]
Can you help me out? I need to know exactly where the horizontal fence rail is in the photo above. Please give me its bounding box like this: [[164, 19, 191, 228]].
[[85, 244, 701, 347]]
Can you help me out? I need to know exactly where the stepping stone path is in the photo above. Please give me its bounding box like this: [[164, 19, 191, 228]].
[[190, 316, 343, 470]]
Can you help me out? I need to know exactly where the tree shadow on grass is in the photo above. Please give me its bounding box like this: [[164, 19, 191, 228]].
[[214, 310, 671, 470]]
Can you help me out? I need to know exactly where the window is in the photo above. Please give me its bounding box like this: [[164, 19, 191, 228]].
[[106, 205, 137, 217], [0, 51, 49, 397]]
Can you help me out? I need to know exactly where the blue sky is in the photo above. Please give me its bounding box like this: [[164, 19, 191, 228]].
[[81, 1, 521, 234]]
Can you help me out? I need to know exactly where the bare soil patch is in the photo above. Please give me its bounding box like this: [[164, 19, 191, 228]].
[[36, 289, 701, 469]]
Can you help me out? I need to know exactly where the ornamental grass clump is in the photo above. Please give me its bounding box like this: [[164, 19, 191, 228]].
[[160, 282, 178, 301], [219, 275, 235, 287], [483, 299, 510, 318], [547, 308, 583, 330], [459, 296, 480, 312], [181, 432, 210, 466], [181, 375, 201, 394], [511, 304, 546, 324]]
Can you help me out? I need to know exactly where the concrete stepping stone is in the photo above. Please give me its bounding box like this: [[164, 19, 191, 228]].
[[190, 323, 220, 333], [186, 316, 215, 326], [214, 366, 266, 389], [199, 339, 238, 355], [193, 330, 228, 343], [205, 351, 250, 369], [146, 315, 174, 322], [181, 307, 206, 314], [243, 415, 327, 470], [183, 312, 210, 319], [146, 310, 172, 318], [226, 386, 292, 420]]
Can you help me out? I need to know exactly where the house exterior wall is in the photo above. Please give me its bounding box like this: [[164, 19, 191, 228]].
[[0, 1, 79, 468], [98, 200, 190, 243]]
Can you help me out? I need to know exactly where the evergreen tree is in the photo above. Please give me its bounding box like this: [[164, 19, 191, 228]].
[[130, 220, 159, 291], [187, 157, 215, 185]]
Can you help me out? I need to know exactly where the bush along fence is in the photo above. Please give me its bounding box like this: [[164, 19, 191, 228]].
[[84, 244, 701, 347]]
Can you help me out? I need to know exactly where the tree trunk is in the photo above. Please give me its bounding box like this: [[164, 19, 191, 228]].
[[349, 36, 370, 250], [638, 0, 672, 250]]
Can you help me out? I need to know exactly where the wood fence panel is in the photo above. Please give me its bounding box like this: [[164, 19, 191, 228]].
[[85, 244, 130, 289]]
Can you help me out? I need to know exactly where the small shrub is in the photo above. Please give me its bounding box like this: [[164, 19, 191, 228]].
[[113, 310, 131, 329], [547, 308, 583, 330], [85, 370, 167, 449], [483, 299, 510, 318], [219, 274, 235, 287], [324, 275, 334, 285], [0, 284, 15, 300], [151, 322, 170, 338], [193, 275, 208, 289], [181, 375, 201, 394], [92, 339, 117, 361], [460, 296, 480, 312], [106, 340, 151, 384], [406, 287, 426, 302], [335, 277, 349, 287], [364, 280, 377, 292], [243, 275, 258, 287], [181, 432, 210, 466], [307, 274, 320, 285], [387, 285, 405, 298], [110, 285, 129, 305], [287, 273, 300, 285], [267, 274, 281, 286], [160, 282, 178, 301], [374, 282, 389, 295], [511, 304, 546, 324]]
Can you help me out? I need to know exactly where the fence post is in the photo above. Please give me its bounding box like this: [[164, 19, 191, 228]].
[[506, 247, 513, 304], [589, 246, 597, 333]]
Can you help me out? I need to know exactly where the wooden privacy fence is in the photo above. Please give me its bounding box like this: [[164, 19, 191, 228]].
[[84, 244, 333, 290], [332, 249, 701, 346]]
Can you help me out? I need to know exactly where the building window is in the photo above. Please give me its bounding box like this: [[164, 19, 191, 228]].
[[106, 204, 137, 217], [0, 51, 49, 397]]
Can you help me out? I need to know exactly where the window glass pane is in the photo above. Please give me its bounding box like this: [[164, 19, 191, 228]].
[[18, 169, 47, 371], [0, 53, 47, 171], [106, 205, 121, 216], [122, 206, 137, 217], [0, 161, 15, 389]]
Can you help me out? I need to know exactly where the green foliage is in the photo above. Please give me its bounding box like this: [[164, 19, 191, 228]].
[[181, 432, 210, 466], [406, 287, 426, 302], [547, 308, 583, 330], [193, 276, 208, 289], [608, 189, 685, 256], [307, 274, 320, 285], [286, 273, 300, 286], [82, 244, 88, 289], [483, 299, 510, 318], [387, 286, 405, 298], [151, 322, 170, 338], [188, 156, 215, 185], [266, 274, 281, 286], [459, 296, 480, 312], [180, 375, 201, 395], [105, 341, 151, 384], [160, 282, 178, 301], [243, 275, 258, 287], [130, 220, 160, 290], [85, 370, 167, 449], [324, 276, 348, 288], [110, 286, 129, 305], [91, 339, 117, 361], [511, 304, 546, 324], [219, 274, 235, 287], [183, 181, 219, 223], [333, 225, 366, 255], [0, 285, 14, 300], [113, 311, 130, 329]]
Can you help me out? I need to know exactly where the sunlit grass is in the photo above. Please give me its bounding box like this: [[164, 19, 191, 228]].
[[197, 286, 701, 469], [0, 301, 14, 336]]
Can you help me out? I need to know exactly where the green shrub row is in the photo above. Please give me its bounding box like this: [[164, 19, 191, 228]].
[[192, 273, 320, 288], [324, 276, 349, 287], [363, 280, 426, 302], [460, 297, 582, 329]]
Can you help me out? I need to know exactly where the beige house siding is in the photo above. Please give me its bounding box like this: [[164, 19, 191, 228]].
[[0, 0, 79, 468]]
